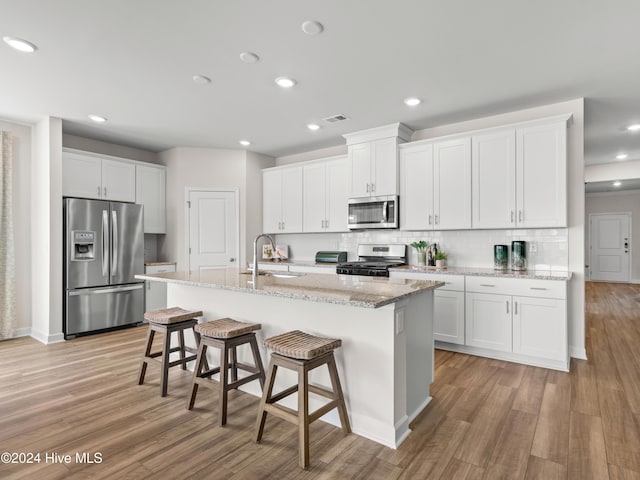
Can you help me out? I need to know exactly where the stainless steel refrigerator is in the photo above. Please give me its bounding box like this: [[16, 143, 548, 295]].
[[63, 198, 145, 338]]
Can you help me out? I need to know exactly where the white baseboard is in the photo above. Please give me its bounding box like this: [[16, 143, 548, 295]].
[[632, 278, 640, 285], [14, 327, 31, 338], [30, 329, 65, 345], [570, 346, 587, 360]]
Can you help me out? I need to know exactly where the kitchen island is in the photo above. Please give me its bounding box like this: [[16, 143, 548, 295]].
[[135, 268, 443, 448]]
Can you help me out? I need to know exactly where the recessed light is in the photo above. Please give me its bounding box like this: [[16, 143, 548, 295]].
[[307, 123, 320, 131], [239, 52, 259, 64], [616, 153, 628, 160], [301, 21, 324, 35], [613, 181, 622, 187], [239, 140, 251, 147], [627, 124, 640, 132], [88, 115, 107, 124], [3, 36, 37, 53], [404, 97, 421, 107], [275, 77, 297, 88], [192, 75, 211, 84]]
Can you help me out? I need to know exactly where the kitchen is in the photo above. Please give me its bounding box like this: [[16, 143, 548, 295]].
[[1, 2, 640, 479]]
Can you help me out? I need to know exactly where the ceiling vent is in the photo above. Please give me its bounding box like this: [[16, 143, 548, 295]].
[[323, 114, 350, 124]]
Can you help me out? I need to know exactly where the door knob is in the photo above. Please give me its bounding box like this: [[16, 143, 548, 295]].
[[229, 257, 236, 262]]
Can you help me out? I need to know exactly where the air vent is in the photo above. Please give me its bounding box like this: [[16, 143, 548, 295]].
[[323, 114, 350, 124]]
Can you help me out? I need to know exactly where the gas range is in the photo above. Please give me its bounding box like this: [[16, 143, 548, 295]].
[[336, 244, 406, 277]]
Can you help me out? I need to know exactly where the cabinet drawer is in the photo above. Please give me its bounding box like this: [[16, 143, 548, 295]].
[[389, 271, 464, 291], [289, 265, 336, 275], [145, 264, 176, 274], [465, 276, 566, 299]]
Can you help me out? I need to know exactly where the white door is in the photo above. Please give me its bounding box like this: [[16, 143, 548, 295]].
[[324, 156, 350, 232], [187, 189, 239, 272], [349, 142, 372, 197], [280, 166, 303, 233], [62, 151, 102, 199], [589, 213, 631, 282], [101, 158, 136, 202], [512, 296, 566, 361], [433, 290, 465, 345], [465, 292, 512, 352], [400, 143, 434, 230], [303, 163, 326, 232]]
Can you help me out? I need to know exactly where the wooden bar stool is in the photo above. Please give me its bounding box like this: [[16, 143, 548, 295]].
[[137, 307, 203, 397], [254, 330, 351, 469], [187, 318, 266, 426]]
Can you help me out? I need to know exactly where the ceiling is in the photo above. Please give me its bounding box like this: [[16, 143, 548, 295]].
[[2, 1, 640, 163], [585, 178, 640, 194]]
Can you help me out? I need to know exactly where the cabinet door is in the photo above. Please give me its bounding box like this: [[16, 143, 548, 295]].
[[372, 137, 398, 196], [303, 163, 326, 232], [281, 167, 303, 233], [325, 157, 350, 232], [349, 142, 372, 197], [136, 165, 166, 233], [400, 144, 434, 230], [102, 158, 136, 202], [465, 292, 512, 352], [472, 130, 516, 229], [62, 152, 102, 199], [513, 296, 566, 361], [262, 169, 282, 233], [434, 137, 471, 229], [434, 290, 465, 345], [144, 264, 175, 313], [516, 122, 567, 227]]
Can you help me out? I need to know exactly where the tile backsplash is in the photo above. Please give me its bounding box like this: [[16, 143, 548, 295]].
[[276, 229, 569, 271]]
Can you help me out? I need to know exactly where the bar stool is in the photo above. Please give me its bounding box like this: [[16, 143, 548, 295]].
[[137, 307, 203, 397], [187, 318, 266, 426], [254, 330, 351, 469]]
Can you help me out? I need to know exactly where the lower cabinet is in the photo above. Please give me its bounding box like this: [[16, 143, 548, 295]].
[[512, 295, 566, 361], [145, 263, 176, 313], [434, 290, 465, 345], [465, 292, 512, 352]]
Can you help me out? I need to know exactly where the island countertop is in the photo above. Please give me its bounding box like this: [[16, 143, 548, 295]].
[[135, 268, 443, 309]]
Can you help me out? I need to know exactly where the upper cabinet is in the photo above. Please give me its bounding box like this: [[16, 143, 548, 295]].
[[344, 123, 413, 198], [400, 137, 471, 230], [136, 164, 167, 233], [303, 156, 350, 232], [63, 149, 136, 202], [472, 117, 568, 229], [263, 166, 303, 233]]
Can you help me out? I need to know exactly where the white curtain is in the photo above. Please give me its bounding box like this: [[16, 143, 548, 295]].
[[0, 130, 16, 339]]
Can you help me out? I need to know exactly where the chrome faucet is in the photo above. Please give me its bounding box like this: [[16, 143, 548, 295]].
[[252, 233, 275, 282]]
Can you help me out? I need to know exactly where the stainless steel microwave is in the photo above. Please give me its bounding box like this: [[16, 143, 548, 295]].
[[348, 195, 398, 230]]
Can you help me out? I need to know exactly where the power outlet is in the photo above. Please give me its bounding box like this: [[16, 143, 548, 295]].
[[529, 241, 538, 253]]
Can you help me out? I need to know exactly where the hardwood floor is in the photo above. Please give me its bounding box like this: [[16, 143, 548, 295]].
[[1, 281, 640, 479]]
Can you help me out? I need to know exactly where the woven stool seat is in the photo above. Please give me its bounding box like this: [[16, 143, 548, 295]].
[[264, 330, 341, 360], [144, 307, 203, 325], [195, 318, 261, 339]]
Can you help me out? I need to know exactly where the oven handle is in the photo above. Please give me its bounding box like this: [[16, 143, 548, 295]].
[[382, 201, 388, 223]]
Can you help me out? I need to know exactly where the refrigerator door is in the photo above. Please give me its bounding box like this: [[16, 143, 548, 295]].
[[65, 284, 144, 337], [65, 198, 110, 289], [110, 202, 144, 285]]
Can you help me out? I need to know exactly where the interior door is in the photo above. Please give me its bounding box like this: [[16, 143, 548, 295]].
[[589, 213, 631, 282], [188, 189, 239, 272]]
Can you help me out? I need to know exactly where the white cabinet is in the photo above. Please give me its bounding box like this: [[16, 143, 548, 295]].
[[145, 263, 176, 313], [263, 166, 303, 233], [63, 150, 136, 202], [349, 137, 399, 197], [303, 156, 349, 232], [136, 164, 166, 233], [516, 121, 567, 228], [512, 296, 566, 361], [399, 137, 471, 230], [465, 292, 513, 352]]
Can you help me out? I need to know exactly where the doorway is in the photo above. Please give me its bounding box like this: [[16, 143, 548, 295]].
[[186, 188, 239, 272], [588, 212, 631, 282]]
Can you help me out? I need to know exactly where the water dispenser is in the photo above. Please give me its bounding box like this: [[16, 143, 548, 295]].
[[71, 231, 96, 261]]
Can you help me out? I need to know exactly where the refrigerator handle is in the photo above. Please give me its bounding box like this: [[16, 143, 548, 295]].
[[111, 209, 118, 275], [102, 210, 109, 276]]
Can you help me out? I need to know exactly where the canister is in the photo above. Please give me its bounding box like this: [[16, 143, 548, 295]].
[[493, 244, 508, 270], [511, 241, 527, 271]]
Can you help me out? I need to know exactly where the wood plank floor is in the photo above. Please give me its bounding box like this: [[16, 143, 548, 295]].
[[1, 281, 640, 479]]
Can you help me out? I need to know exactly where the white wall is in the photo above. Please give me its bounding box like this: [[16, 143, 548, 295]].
[[585, 159, 640, 183], [586, 190, 640, 282], [158, 147, 249, 270], [0, 119, 32, 335], [274, 99, 586, 359], [31, 117, 64, 343], [245, 151, 276, 263], [62, 134, 160, 164]]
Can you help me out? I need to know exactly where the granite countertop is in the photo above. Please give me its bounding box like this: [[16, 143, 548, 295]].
[[390, 265, 572, 281], [135, 268, 443, 308], [144, 261, 177, 266], [257, 259, 337, 269]]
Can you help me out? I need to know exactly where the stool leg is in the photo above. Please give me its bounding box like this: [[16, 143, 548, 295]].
[[327, 354, 351, 434], [178, 329, 187, 371], [219, 342, 229, 426], [254, 360, 278, 443], [298, 363, 310, 469], [137, 328, 155, 385], [193, 329, 209, 372], [230, 346, 238, 383], [187, 341, 208, 410], [160, 330, 171, 397], [249, 337, 266, 389]]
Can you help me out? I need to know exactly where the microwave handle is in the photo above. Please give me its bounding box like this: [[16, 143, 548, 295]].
[[382, 201, 388, 223]]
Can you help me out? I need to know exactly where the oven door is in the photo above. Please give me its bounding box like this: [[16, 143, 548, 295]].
[[347, 195, 398, 229]]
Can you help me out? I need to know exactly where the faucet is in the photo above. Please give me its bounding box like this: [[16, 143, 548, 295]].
[[252, 233, 275, 282]]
